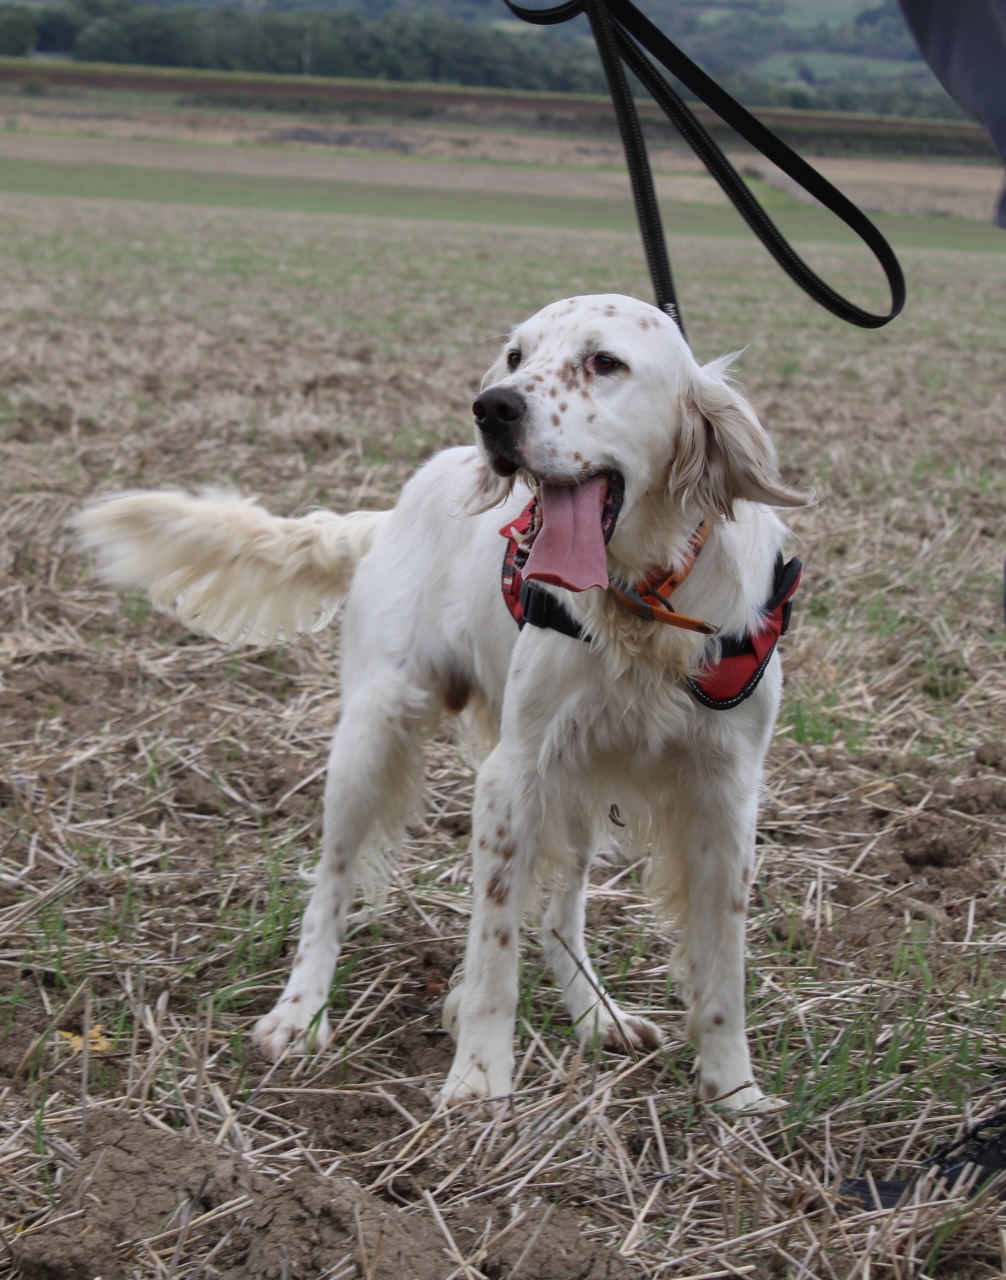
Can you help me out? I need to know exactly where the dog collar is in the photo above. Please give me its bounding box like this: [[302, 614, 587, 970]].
[[608, 520, 717, 635]]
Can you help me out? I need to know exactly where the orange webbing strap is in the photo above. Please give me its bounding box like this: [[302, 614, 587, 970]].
[[608, 584, 718, 635], [609, 521, 717, 634]]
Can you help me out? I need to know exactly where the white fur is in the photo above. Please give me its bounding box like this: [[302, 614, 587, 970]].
[[79, 294, 806, 1112], [77, 489, 386, 645]]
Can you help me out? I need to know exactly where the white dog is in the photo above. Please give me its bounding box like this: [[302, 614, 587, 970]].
[[79, 294, 806, 1111]]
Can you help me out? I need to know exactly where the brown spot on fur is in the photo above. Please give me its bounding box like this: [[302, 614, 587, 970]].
[[573, 452, 583, 461], [498, 842, 516, 862], [741, 866, 751, 885], [549, 387, 558, 398], [713, 1013, 725, 1026], [638, 318, 650, 330], [559, 402, 567, 412], [701, 1080, 720, 1101], [586, 414, 595, 424], [335, 862, 347, 876], [477, 837, 487, 850], [293, 953, 304, 967], [487, 868, 509, 905], [731, 898, 746, 914], [443, 667, 471, 715], [604, 303, 618, 316], [496, 825, 506, 839], [551, 413, 560, 426], [495, 928, 511, 947], [290, 995, 301, 1004]]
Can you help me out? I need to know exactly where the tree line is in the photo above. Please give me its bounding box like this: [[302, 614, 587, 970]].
[[0, 0, 959, 118], [1, 4, 608, 92]]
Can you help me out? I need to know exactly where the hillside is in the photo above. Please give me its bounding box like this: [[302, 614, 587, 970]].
[[3, 0, 963, 119]]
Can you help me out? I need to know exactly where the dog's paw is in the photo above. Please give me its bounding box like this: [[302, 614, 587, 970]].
[[439, 1052, 512, 1105], [736, 1091, 786, 1116], [251, 1005, 330, 1061], [705, 1082, 784, 1115], [439, 1072, 491, 1106], [595, 1012, 663, 1054]]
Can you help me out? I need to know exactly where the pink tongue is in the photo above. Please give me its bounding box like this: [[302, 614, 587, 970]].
[[523, 477, 609, 592]]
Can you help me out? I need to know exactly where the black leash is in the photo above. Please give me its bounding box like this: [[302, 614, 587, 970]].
[[841, 1104, 1006, 1210], [505, 0, 906, 337]]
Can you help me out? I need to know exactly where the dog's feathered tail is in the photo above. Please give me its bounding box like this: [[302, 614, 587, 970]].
[[77, 489, 388, 645]]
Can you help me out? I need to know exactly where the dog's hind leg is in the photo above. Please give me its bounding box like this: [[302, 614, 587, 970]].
[[252, 673, 431, 1060], [540, 852, 662, 1054]]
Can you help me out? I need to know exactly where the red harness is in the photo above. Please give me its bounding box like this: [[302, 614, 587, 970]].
[[500, 499, 538, 627], [500, 497, 802, 710]]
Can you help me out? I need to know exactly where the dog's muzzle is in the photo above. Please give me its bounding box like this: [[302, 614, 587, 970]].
[[473, 386, 526, 477]]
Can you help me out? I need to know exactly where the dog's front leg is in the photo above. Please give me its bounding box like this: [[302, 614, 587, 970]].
[[440, 750, 537, 1103], [672, 765, 777, 1112]]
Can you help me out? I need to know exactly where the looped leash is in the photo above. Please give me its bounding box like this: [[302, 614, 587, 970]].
[[504, 0, 906, 337]]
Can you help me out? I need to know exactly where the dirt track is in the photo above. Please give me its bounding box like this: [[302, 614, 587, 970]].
[[4, 96, 1004, 220], [0, 130, 729, 204]]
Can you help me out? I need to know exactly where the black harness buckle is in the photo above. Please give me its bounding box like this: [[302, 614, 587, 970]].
[[519, 581, 591, 642]]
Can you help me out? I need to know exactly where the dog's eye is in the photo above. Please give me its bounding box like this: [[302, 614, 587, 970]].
[[591, 352, 625, 375], [506, 350, 522, 371]]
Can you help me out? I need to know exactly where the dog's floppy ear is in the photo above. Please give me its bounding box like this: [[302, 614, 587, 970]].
[[669, 361, 810, 520]]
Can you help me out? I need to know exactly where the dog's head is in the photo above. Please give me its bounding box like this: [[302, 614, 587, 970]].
[[472, 293, 806, 585]]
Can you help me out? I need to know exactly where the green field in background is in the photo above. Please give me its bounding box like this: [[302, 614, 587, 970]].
[[1, 155, 1004, 253]]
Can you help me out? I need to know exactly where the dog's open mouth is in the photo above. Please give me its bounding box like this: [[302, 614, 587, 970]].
[[521, 472, 624, 593]]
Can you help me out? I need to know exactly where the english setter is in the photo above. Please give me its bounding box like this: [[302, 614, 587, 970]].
[[79, 294, 806, 1111]]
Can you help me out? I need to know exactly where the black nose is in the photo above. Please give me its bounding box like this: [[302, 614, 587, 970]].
[[472, 387, 526, 433]]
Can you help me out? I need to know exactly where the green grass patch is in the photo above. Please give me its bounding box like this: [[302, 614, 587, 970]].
[[2, 155, 1005, 254], [760, 945, 1006, 1136], [0, 154, 643, 230]]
